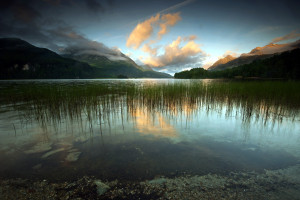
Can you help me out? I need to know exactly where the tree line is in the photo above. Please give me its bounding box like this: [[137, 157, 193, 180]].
[[174, 48, 300, 79]]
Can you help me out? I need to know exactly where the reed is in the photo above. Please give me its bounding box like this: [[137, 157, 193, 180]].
[[0, 80, 299, 133]]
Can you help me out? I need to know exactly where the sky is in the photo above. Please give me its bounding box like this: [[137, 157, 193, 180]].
[[0, 0, 300, 75]]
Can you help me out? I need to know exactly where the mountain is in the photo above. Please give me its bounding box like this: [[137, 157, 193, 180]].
[[245, 41, 300, 55], [0, 38, 95, 79], [63, 52, 171, 78], [0, 38, 172, 79], [140, 64, 156, 71], [248, 43, 286, 55], [175, 48, 300, 79], [208, 54, 272, 71], [209, 55, 236, 70], [208, 40, 300, 71]]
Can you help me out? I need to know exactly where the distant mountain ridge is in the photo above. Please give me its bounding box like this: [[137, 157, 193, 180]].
[[209, 54, 273, 71], [63, 52, 171, 78], [175, 48, 300, 79], [248, 43, 284, 55], [208, 40, 300, 71], [209, 55, 236, 70], [0, 38, 95, 79], [0, 38, 172, 79]]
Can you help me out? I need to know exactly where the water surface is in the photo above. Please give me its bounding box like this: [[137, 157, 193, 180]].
[[0, 79, 299, 181]]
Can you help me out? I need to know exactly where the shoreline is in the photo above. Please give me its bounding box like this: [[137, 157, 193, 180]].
[[1, 164, 300, 200]]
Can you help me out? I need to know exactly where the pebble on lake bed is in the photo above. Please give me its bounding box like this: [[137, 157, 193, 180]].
[[65, 151, 81, 162]]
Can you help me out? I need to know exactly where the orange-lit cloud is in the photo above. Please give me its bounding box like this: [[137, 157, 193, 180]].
[[127, 13, 181, 49], [142, 36, 204, 68], [271, 31, 300, 44], [158, 12, 181, 39], [183, 35, 197, 41], [126, 14, 160, 49], [142, 43, 158, 56]]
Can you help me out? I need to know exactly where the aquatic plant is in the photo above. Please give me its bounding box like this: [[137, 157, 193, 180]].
[[0, 80, 299, 134]]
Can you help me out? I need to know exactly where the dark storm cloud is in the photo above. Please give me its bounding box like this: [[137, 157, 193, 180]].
[[47, 26, 125, 60], [85, 0, 105, 13], [11, 2, 41, 23], [0, 0, 116, 53], [283, 0, 300, 20]]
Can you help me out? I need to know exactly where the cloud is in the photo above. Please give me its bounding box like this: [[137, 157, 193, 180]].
[[158, 12, 181, 38], [142, 43, 159, 56], [0, 0, 111, 18], [125, 51, 133, 58], [11, 2, 41, 23], [157, 0, 196, 15], [126, 14, 160, 49], [142, 36, 206, 68], [85, 0, 105, 13], [183, 35, 197, 41], [271, 31, 300, 43], [127, 0, 194, 27], [0, 0, 121, 60], [41, 0, 114, 13], [55, 30, 128, 61], [246, 26, 282, 37], [127, 12, 181, 49]]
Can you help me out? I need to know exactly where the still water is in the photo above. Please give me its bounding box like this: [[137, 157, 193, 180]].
[[0, 79, 299, 181]]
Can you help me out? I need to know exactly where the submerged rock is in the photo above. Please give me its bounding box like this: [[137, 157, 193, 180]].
[[94, 180, 110, 196], [24, 142, 52, 154], [41, 148, 65, 159], [65, 151, 81, 162]]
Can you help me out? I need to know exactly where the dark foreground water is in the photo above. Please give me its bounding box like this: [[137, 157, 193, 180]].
[[0, 79, 299, 186]]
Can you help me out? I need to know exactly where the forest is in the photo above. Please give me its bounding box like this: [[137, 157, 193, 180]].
[[174, 48, 300, 79]]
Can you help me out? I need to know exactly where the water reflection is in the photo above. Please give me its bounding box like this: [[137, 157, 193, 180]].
[[1, 79, 299, 132], [133, 109, 178, 138], [0, 79, 299, 181]]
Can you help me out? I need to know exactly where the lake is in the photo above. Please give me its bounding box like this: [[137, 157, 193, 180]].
[[0, 79, 300, 199]]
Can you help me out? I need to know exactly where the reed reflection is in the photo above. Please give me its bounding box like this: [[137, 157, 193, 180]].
[[0, 80, 299, 137]]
